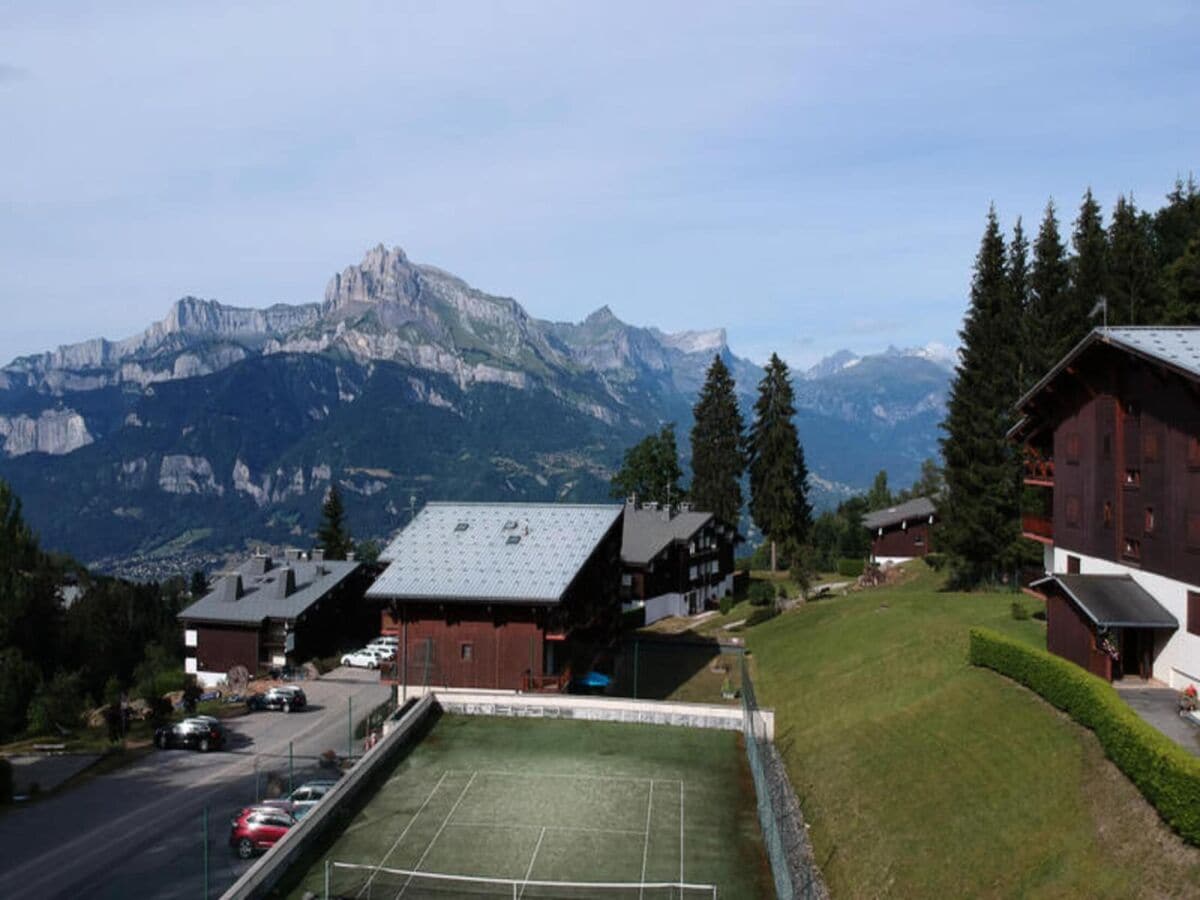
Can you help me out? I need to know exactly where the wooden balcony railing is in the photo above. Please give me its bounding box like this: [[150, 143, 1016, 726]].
[[521, 667, 572, 693], [1023, 451, 1055, 484], [1022, 514, 1053, 543]]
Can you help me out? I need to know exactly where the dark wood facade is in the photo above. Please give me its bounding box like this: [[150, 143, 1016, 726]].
[[1045, 591, 1112, 680], [871, 521, 934, 560], [621, 519, 735, 608], [1023, 343, 1200, 584]]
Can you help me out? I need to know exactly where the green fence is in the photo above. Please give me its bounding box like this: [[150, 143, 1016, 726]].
[[740, 653, 825, 900]]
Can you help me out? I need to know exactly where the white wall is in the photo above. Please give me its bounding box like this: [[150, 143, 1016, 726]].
[[874, 556, 915, 567], [1051, 547, 1200, 690]]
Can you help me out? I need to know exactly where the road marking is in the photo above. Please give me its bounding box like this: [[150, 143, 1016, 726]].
[[680, 780, 685, 884], [357, 771, 450, 899], [639, 780, 654, 900], [518, 827, 547, 900], [396, 771, 478, 898]]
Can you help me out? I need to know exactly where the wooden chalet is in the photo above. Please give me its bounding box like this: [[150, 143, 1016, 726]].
[[862, 496, 938, 565], [366, 503, 624, 692], [1013, 327, 1199, 687]]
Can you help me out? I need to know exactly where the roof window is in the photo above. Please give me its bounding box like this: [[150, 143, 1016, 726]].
[[506, 535, 521, 545], [454, 522, 470, 532], [503, 520, 519, 530]]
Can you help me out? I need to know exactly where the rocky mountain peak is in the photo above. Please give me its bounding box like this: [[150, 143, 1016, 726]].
[[323, 244, 420, 313]]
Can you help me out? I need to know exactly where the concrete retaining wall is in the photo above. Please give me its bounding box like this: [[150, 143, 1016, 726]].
[[220, 694, 435, 900]]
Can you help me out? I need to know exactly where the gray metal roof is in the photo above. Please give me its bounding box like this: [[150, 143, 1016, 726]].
[[178, 555, 360, 625], [862, 496, 937, 531], [621, 505, 715, 566], [1032, 574, 1179, 629], [1017, 327, 1200, 411], [368, 502, 623, 604]]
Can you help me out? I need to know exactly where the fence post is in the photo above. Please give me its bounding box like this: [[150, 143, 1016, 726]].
[[289, 740, 294, 795], [324, 859, 330, 900], [348, 696, 353, 760]]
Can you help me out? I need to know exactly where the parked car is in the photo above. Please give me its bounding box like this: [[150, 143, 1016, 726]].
[[368, 636, 399, 650], [340, 649, 380, 669], [154, 717, 225, 752], [229, 806, 296, 859], [364, 645, 395, 662], [246, 686, 307, 713], [260, 779, 339, 820]]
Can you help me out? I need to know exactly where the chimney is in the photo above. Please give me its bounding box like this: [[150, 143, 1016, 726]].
[[346, 550, 356, 562], [643, 501, 659, 511], [625, 493, 638, 509], [284, 548, 302, 562], [217, 573, 244, 602], [246, 553, 272, 577], [662, 503, 673, 522], [312, 548, 325, 563], [679, 502, 692, 513], [267, 567, 296, 600]]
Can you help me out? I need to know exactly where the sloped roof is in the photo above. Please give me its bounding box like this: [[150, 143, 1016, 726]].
[[369, 502, 623, 604], [862, 496, 937, 531], [179, 556, 360, 625], [621, 505, 715, 566], [1017, 327, 1200, 412], [1032, 574, 1179, 629]]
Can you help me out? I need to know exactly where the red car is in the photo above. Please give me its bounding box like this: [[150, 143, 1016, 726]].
[[229, 806, 296, 859]]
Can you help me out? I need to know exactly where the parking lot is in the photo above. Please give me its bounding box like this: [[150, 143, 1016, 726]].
[[0, 668, 391, 900]]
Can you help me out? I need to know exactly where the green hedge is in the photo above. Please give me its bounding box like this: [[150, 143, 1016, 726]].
[[969, 627, 1200, 844], [836, 558, 865, 578]]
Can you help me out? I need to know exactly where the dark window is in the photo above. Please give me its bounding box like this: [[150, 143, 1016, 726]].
[[1188, 513, 1200, 550], [1123, 538, 1141, 560], [460, 642, 473, 661], [506, 535, 521, 545], [1103, 501, 1113, 528], [1065, 495, 1081, 527], [1190, 592, 1200, 636], [914, 534, 924, 546], [1143, 433, 1160, 463], [1189, 437, 1200, 470], [1145, 507, 1155, 535], [454, 522, 469, 532], [1065, 433, 1081, 464], [1124, 468, 1141, 487], [1067, 555, 1081, 574]]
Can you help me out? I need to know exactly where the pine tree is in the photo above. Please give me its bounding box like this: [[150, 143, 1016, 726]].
[[688, 355, 745, 527], [1153, 175, 1200, 270], [939, 207, 1023, 587], [1107, 194, 1160, 324], [1007, 217, 1031, 391], [1164, 236, 1200, 324], [1026, 201, 1072, 380], [317, 483, 353, 560], [1069, 187, 1108, 339], [611, 425, 685, 506], [747, 354, 811, 571]]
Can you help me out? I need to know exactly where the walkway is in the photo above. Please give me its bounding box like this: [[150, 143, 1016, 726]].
[[1113, 680, 1200, 757]]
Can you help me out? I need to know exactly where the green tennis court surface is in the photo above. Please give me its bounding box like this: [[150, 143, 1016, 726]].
[[284, 714, 771, 899]]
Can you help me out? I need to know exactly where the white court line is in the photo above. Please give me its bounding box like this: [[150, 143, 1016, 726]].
[[449, 821, 647, 837], [518, 827, 547, 900], [638, 780, 654, 900], [357, 771, 450, 899], [396, 771, 478, 899], [679, 780, 685, 884], [446, 768, 682, 786]]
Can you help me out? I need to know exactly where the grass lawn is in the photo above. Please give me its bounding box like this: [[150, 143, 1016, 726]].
[[748, 562, 1200, 899]]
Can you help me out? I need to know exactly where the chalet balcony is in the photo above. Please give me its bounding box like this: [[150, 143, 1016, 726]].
[[1023, 450, 1054, 486], [1022, 514, 1054, 544]]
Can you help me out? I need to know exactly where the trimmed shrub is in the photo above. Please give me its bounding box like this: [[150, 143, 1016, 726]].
[[969, 627, 1200, 845], [836, 558, 865, 578], [746, 581, 776, 607], [923, 552, 947, 571], [1010, 600, 1030, 620], [719, 595, 733, 616]]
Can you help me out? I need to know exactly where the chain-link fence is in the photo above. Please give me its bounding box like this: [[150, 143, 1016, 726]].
[[740, 654, 829, 900]]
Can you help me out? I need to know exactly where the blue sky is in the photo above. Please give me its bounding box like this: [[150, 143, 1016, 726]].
[[1, 2, 1197, 370]]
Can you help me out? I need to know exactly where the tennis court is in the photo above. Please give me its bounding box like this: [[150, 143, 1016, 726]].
[[284, 713, 771, 899]]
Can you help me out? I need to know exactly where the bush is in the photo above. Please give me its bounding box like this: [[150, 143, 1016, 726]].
[[969, 627, 1200, 845], [621, 606, 647, 630], [746, 581, 776, 607], [719, 595, 733, 616], [1010, 600, 1030, 620], [836, 558, 865, 578], [923, 552, 947, 571], [26, 671, 87, 735], [776, 585, 788, 600]]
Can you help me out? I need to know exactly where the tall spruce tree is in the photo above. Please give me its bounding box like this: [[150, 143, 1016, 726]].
[[1107, 194, 1160, 324], [939, 207, 1023, 587], [1027, 201, 1072, 374], [1069, 187, 1108, 339], [689, 355, 746, 527], [1008, 217, 1031, 391], [1153, 175, 1200, 269], [317, 483, 353, 560], [747, 354, 811, 571], [1164, 236, 1200, 324]]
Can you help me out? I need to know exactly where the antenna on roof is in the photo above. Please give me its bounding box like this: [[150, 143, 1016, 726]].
[[1089, 296, 1108, 331]]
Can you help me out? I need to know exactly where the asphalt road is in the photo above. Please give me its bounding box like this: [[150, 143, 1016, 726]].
[[0, 668, 391, 900]]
